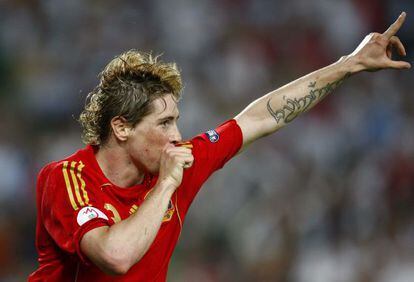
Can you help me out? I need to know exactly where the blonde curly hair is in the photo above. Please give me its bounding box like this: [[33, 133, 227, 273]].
[[79, 50, 183, 145]]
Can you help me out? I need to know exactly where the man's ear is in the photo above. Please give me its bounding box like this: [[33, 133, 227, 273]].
[[110, 116, 132, 142]]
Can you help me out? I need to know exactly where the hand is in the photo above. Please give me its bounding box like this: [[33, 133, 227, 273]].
[[349, 12, 411, 72], [157, 142, 194, 189]]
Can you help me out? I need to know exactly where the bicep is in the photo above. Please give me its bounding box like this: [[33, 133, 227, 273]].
[[80, 226, 116, 274], [234, 108, 278, 151]]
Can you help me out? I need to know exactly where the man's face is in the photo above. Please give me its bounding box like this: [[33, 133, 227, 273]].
[[126, 94, 182, 174]]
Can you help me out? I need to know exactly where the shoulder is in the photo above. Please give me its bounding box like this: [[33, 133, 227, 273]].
[[39, 146, 98, 211], [38, 146, 93, 190]]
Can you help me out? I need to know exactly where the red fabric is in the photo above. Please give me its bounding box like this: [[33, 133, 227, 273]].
[[29, 119, 242, 282]]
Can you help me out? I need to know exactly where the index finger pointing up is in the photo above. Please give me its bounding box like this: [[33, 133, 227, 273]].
[[383, 12, 407, 39]]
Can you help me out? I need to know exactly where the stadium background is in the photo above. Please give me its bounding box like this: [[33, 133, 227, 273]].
[[0, 0, 413, 281]]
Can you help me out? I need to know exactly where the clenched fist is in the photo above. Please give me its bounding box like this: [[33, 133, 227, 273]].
[[157, 142, 194, 189]]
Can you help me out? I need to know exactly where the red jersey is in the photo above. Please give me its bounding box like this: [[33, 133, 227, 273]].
[[29, 120, 242, 282]]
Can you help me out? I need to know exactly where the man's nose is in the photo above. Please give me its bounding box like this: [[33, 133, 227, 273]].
[[170, 126, 182, 143]]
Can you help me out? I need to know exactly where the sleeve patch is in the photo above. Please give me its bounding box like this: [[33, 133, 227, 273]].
[[205, 129, 220, 143], [77, 206, 109, 226]]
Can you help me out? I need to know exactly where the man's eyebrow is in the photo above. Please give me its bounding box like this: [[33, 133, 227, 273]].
[[157, 114, 180, 122]]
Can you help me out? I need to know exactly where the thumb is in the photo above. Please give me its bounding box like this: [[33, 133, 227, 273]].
[[386, 59, 411, 69]]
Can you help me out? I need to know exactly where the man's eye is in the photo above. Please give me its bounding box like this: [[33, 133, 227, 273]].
[[161, 120, 171, 126]]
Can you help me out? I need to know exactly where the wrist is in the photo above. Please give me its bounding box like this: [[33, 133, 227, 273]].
[[337, 54, 365, 74], [155, 178, 178, 194]]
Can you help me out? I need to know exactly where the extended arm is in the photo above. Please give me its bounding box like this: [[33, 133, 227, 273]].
[[235, 12, 411, 150]]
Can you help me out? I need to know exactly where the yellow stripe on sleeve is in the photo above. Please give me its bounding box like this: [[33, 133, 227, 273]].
[[70, 161, 85, 207], [62, 161, 78, 210], [76, 161, 90, 206]]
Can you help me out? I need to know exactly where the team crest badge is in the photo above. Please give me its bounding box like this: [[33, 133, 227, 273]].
[[162, 200, 175, 222], [205, 129, 219, 143]]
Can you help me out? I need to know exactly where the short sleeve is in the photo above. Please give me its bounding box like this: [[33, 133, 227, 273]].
[[178, 119, 243, 208], [40, 162, 110, 264]]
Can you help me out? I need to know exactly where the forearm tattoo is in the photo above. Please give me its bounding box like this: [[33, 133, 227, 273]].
[[267, 73, 350, 124]]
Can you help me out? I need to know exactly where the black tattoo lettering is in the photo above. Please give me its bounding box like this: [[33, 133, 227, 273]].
[[267, 73, 350, 124]]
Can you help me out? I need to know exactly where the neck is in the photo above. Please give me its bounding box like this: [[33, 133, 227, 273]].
[[95, 143, 145, 188]]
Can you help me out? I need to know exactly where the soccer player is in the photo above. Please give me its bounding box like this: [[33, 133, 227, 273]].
[[29, 12, 410, 281]]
